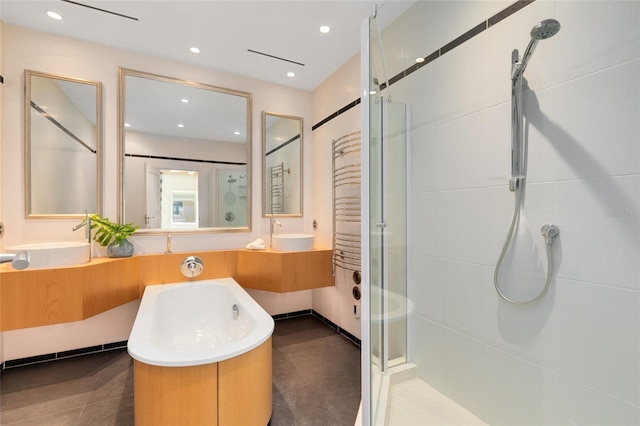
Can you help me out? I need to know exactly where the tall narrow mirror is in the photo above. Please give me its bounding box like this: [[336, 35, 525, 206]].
[[262, 112, 303, 216], [25, 70, 102, 217], [119, 69, 252, 232]]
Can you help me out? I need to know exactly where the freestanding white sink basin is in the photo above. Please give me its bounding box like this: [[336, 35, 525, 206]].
[[6, 241, 90, 269], [272, 234, 315, 252]]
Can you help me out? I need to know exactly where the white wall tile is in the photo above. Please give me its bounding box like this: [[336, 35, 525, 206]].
[[439, 33, 489, 122], [437, 327, 490, 420], [482, 345, 548, 425], [555, 0, 640, 85], [412, 316, 445, 386], [411, 191, 439, 257], [438, 187, 513, 266], [438, 104, 510, 191], [553, 61, 640, 180], [553, 278, 640, 405], [555, 176, 640, 289], [521, 86, 558, 185], [438, 259, 491, 339], [550, 372, 640, 425], [410, 254, 441, 322], [410, 122, 439, 194]]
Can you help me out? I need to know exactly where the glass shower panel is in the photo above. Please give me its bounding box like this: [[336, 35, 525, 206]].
[[382, 100, 408, 367], [369, 96, 409, 424], [367, 10, 409, 419]]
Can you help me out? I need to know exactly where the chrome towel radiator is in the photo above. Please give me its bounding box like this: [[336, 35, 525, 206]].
[[332, 131, 361, 274]]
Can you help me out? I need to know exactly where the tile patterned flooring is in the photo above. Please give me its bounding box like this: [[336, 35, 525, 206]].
[[0, 315, 361, 426]]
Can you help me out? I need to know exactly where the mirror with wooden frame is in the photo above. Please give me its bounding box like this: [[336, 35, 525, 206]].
[[262, 111, 303, 217], [119, 68, 252, 233], [25, 70, 102, 218]]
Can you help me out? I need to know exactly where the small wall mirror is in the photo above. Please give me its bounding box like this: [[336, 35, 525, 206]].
[[119, 69, 252, 232], [25, 70, 102, 218], [262, 112, 303, 216]]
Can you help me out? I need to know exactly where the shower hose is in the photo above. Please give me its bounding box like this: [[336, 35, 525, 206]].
[[493, 188, 559, 305]]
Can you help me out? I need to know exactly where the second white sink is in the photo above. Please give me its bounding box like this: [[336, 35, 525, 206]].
[[272, 234, 315, 252], [7, 241, 90, 269]]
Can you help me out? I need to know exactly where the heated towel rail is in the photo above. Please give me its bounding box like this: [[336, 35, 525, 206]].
[[332, 131, 361, 274], [269, 163, 288, 214]]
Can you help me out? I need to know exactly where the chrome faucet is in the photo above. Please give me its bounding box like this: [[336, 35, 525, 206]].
[[232, 304, 240, 320], [72, 211, 92, 245], [0, 251, 30, 270], [269, 218, 281, 248], [165, 234, 173, 254], [180, 255, 204, 278]]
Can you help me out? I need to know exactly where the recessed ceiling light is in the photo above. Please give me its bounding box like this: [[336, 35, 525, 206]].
[[319, 25, 331, 34], [189, 47, 200, 54], [181, 98, 189, 103], [287, 72, 296, 78], [369, 90, 377, 95], [415, 57, 425, 63], [177, 124, 184, 128], [124, 122, 131, 127], [46, 10, 63, 20], [234, 131, 241, 135]]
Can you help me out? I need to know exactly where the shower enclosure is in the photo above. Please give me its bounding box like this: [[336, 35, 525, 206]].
[[362, 1, 640, 425]]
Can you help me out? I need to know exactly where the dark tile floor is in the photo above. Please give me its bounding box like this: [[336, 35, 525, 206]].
[[0, 315, 361, 426]]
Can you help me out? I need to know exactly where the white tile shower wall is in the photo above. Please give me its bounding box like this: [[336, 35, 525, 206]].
[[382, 1, 640, 424]]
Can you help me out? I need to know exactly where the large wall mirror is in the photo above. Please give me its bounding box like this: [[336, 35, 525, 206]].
[[119, 69, 252, 233], [25, 70, 102, 218], [262, 112, 303, 217]]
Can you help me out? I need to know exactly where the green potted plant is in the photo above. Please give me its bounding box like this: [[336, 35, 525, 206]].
[[88, 214, 138, 258]]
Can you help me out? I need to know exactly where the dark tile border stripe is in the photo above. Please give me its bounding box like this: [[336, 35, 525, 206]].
[[440, 21, 487, 56], [488, 0, 535, 27], [272, 309, 313, 320], [311, 0, 535, 132], [312, 310, 361, 347], [2, 340, 128, 370]]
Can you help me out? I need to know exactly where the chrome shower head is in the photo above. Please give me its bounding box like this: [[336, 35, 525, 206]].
[[530, 19, 561, 40], [227, 175, 237, 183], [513, 19, 561, 81]]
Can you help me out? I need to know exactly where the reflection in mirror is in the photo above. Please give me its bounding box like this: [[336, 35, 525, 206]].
[[119, 69, 251, 232], [25, 70, 102, 218], [262, 112, 303, 216]]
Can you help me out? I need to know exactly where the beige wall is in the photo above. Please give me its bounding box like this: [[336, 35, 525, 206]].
[[1, 24, 313, 253]]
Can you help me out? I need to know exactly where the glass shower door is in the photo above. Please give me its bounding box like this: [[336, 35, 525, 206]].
[[364, 14, 409, 425]]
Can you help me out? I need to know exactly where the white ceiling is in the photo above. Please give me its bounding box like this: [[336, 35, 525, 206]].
[[1, 0, 414, 91]]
